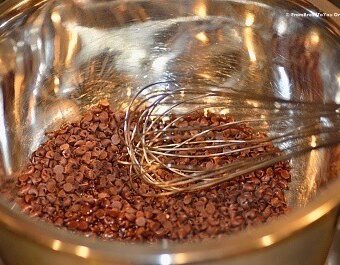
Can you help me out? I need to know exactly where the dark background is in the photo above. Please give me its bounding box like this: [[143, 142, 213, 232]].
[[329, 0, 340, 8]]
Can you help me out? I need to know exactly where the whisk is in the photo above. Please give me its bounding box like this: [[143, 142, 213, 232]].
[[124, 81, 340, 196]]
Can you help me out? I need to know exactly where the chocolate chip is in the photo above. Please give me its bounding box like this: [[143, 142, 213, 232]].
[[46, 193, 56, 203], [46, 180, 56, 193], [18, 173, 30, 182], [63, 183, 74, 192], [231, 216, 244, 227], [53, 165, 64, 175], [243, 183, 255, 191], [85, 141, 96, 150], [82, 112, 93, 123], [78, 221, 89, 231], [280, 170, 290, 180], [245, 209, 257, 220], [74, 140, 86, 147], [67, 221, 78, 230], [136, 217, 146, 227], [111, 134, 120, 145], [205, 203, 215, 214], [107, 208, 119, 217], [46, 150, 55, 159], [183, 195, 192, 205], [270, 197, 281, 207], [111, 200, 122, 210], [95, 209, 106, 219], [99, 111, 109, 122], [75, 146, 87, 156], [55, 173, 65, 183], [98, 192, 109, 199], [125, 213, 136, 221], [60, 143, 70, 151]]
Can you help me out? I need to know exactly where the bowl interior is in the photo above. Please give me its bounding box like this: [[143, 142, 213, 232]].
[[0, 0, 339, 232]]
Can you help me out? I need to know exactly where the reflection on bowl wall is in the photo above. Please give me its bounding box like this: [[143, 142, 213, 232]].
[[0, 0, 339, 265]]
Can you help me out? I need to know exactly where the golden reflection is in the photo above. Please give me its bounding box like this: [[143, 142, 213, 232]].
[[65, 31, 78, 67], [14, 72, 24, 137], [51, 11, 61, 24], [310, 135, 317, 148], [197, 73, 212, 79], [120, 102, 129, 110], [53, 76, 60, 94], [194, 1, 207, 18], [28, 91, 37, 126], [220, 108, 230, 115], [75, 246, 90, 258], [305, 30, 320, 50], [127, 87, 131, 97], [245, 12, 255, 27], [246, 99, 259, 108], [300, 149, 320, 204], [244, 27, 257, 62], [304, 206, 327, 224], [310, 31, 320, 46], [204, 108, 208, 116], [51, 240, 62, 251], [195, 32, 209, 44], [261, 235, 274, 247]]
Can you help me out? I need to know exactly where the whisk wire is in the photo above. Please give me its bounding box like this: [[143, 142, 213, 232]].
[[124, 81, 340, 196]]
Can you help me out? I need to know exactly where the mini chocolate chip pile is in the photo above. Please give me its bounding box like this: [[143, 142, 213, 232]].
[[13, 102, 291, 242]]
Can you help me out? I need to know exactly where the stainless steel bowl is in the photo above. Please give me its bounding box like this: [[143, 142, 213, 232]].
[[0, 0, 339, 264]]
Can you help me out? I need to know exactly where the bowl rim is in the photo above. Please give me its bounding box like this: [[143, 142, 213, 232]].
[[0, 0, 339, 264], [0, 178, 339, 263]]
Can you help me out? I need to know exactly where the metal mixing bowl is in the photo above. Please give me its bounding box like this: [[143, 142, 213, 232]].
[[0, 0, 339, 264]]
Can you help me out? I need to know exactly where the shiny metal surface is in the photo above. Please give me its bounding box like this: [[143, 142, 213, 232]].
[[0, 0, 339, 264], [124, 83, 339, 195], [325, 218, 340, 265]]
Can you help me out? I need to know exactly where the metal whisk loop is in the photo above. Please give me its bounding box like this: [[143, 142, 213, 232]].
[[124, 81, 340, 196]]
